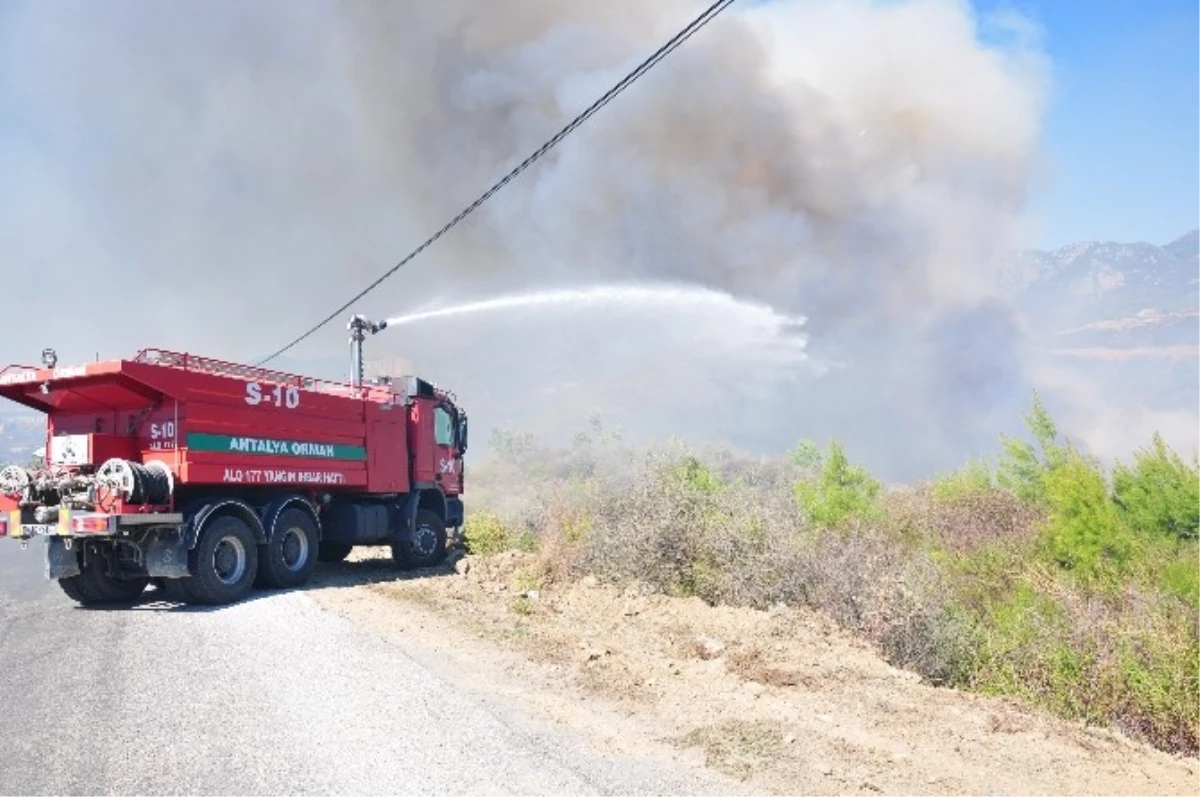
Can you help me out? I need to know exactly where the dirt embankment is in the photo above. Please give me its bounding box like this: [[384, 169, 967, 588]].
[[309, 549, 1199, 796]]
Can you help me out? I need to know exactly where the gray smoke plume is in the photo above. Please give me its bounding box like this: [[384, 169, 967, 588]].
[[0, 0, 1054, 480]]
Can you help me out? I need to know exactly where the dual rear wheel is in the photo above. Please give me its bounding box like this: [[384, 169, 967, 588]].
[[255, 508, 320, 590], [57, 541, 150, 606], [59, 518, 264, 608], [158, 514, 260, 605], [161, 509, 321, 605]]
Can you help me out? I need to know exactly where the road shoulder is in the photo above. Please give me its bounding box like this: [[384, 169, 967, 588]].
[[309, 549, 1200, 796]]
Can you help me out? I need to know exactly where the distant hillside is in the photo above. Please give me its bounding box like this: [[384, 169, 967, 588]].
[[0, 415, 44, 464], [1002, 229, 1199, 341], [998, 229, 1198, 457]]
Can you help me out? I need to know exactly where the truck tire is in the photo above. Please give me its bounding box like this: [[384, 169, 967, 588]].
[[178, 514, 259, 605], [256, 507, 319, 589], [318, 542, 353, 563], [58, 549, 149, 607], [393, 508, 447, 570]]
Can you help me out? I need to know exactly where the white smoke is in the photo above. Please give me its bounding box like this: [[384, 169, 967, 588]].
[[0, 0, 1059, 479]]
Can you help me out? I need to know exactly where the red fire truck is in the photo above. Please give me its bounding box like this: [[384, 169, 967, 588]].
[[0, 316, 468, 607]]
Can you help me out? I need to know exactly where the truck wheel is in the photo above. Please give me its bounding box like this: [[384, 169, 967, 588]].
[[58, 548, 149, 607], [393, 508, 447, 570], [180, 514, 259, 605], [256, 507, 319, 589], [318, 542, 353, 563]]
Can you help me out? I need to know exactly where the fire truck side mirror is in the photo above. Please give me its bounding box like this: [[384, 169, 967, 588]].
[[458, 416, 469, 452]]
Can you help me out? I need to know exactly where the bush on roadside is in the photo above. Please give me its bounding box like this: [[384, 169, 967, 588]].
[[463, 509, 534, 556], [930, 457, 994, 503], [1113, 433, 1200, 541], [996, 392, 1068, 506], [1039, 448, 1136, 588], [792, 439, 882, 528], [460, 402, 1199, 756]]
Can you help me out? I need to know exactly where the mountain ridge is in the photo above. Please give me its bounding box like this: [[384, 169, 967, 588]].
[[1003, 228, 1199, 331]]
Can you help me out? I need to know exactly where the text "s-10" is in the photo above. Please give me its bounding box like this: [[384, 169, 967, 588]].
[[245, 381, 300, 409]]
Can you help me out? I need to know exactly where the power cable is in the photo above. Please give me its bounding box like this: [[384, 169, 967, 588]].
[[256, 0, 738, 366]]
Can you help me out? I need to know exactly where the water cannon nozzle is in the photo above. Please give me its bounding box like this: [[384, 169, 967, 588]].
[[348, 315, 386, 336], [347, 314, 386, 387]]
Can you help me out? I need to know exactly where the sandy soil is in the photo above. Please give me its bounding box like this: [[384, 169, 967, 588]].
[[308, 547, 1199, 796]]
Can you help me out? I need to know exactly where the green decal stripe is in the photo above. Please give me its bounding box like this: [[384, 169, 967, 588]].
[[186, 432, 367, 461]]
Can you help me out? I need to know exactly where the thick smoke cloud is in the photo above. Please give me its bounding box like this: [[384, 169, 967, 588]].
[[0, 0, 1055, 480], [335, 0, 1047, 317]]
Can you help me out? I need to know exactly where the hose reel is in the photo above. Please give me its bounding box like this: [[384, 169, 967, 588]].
[[95, 459, 173, 505], [0, 465, 31, 498]]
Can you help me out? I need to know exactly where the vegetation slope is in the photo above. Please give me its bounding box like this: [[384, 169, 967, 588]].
[[463, 395, 1199, 756]]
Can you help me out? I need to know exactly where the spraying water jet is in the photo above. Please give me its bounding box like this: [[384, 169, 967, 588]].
[[355, 283, 824, 450], [384, 283, 806, 334], [374, 284, 816, 395]]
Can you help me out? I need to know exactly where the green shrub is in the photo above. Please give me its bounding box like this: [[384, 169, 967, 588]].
[[1134, 535, 1200, 608], [789, 439, 822, 471], [665, 454, 724, 495], [1112, 616, 1200, 752], [793, 439, 882, 528], [997, 392, 1067, 506], [945, 535, 1037, 611], [1113, 433, 1200, 541], [931, 457, 994, 503], [967, 581, 1071, 698], [1040, 449, 1134, 587], [463, 509, 534, 556], [1158, 552, 1200, 608]]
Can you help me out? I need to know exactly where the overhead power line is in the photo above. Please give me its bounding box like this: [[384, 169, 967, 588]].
[[256, 0, 738, 366]]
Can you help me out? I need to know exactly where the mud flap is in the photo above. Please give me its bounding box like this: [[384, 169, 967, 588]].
[[146, 530, 190, 578], [44, 537, 80, 580]]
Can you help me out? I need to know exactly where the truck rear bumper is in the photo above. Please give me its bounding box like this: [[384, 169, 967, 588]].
[[2, 510, 183, 539], [6, 514, 116, 538]]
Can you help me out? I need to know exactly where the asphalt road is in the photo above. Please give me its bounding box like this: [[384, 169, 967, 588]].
[[0, 541, 734, 796]]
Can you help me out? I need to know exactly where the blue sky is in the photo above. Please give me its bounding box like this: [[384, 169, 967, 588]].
[[976, 0, 1198, 248]]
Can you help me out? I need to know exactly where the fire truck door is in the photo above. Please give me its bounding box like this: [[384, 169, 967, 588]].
[[433, 403, 462, 494]]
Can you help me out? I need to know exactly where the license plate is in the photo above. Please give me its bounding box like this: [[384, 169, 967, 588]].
[[22, 524, 58, 536]]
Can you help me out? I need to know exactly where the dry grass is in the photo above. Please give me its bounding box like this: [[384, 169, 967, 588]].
[[464, 428, 1199, 756], [676, 720, 787, 780], [726, 647, 808, 688]]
